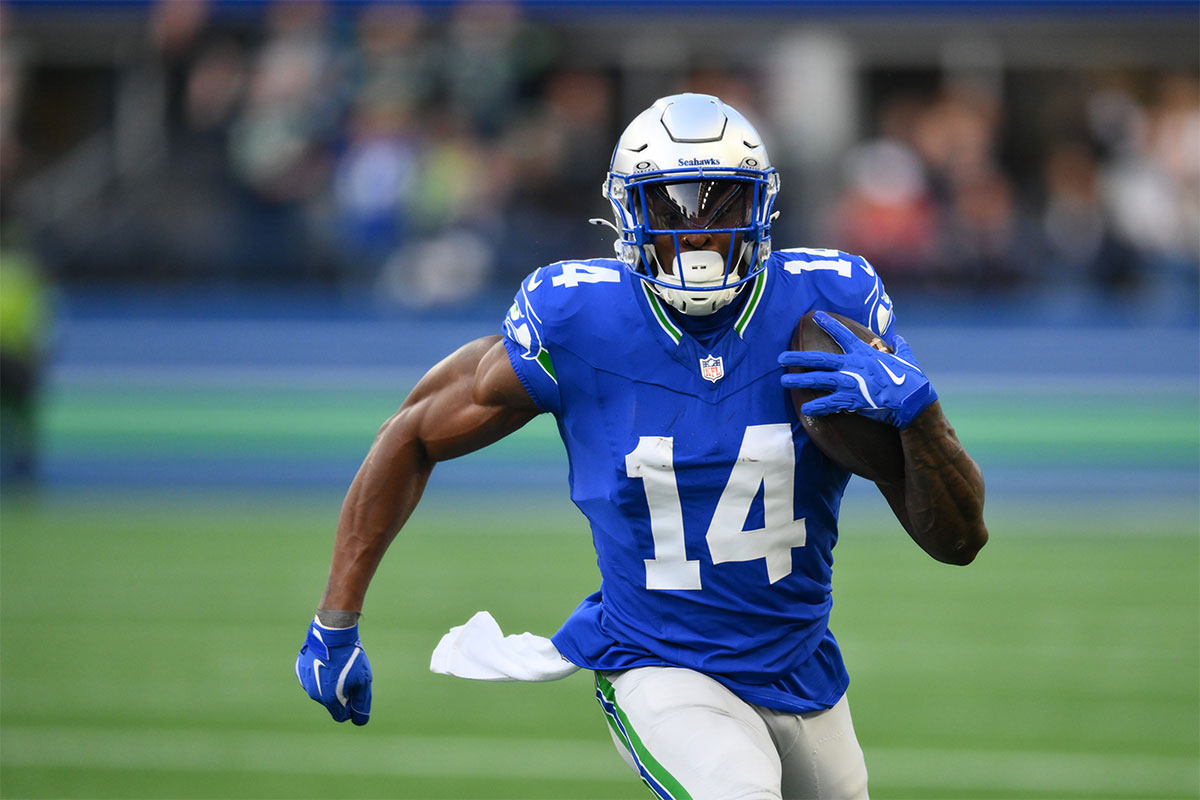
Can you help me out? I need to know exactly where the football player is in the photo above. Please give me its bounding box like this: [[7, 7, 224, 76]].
[[296, 93, 988, 800]]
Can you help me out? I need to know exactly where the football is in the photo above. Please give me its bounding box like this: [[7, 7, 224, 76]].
[[787, 311, 905, 484]]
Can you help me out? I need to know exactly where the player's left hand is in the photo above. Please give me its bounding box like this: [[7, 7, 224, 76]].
[[779, 311, 937, 429], [295, 617, 372, 725]]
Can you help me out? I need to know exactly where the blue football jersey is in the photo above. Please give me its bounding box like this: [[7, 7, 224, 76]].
[[502, 248, 899, 714]]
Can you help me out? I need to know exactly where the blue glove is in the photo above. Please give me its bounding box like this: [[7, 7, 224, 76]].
[[779, 311, 937, 429], [295, 617, 372, 725]]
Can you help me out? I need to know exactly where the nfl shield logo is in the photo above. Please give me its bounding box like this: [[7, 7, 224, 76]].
[[699, 354, 724, 383]]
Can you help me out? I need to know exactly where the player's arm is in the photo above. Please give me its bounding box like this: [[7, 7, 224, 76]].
[[780, 311, 987, 565], [322, 334, 540, 613], [296, 335, 540, 724], [875, 402, 988, 566]]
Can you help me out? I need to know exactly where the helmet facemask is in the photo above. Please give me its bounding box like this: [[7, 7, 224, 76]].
[[606, 168, 778, 316]]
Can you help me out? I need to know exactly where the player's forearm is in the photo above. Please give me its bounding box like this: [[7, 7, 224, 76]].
[[895, 401, 989, 565], [319, 414, 434, 613]]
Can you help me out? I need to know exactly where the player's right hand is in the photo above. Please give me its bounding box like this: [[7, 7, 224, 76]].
[[295, 617, 372, 725], [779, 311, 937, 430]]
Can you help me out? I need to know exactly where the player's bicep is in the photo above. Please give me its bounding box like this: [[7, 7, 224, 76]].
[[397, 335, 540, 464], [474, 336, 542, 411]]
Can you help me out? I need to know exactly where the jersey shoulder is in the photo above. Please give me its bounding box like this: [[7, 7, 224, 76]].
[[503, 258, 637, 379], [511, 258, 633, 323], [769, 247, 895, 337]]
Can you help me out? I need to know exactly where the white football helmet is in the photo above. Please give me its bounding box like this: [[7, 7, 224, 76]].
[[601, 93, 780, 315]]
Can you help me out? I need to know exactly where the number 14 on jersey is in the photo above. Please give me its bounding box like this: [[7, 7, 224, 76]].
[[625, 423, 808, 591]]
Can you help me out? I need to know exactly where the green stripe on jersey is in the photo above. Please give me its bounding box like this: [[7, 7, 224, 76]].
[[641, 282, 683, 345], [734, 270, 767, 337], [535, 348, 556, 382]]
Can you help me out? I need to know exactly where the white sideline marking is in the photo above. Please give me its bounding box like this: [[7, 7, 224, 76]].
[[2, 726, 1197, 795]]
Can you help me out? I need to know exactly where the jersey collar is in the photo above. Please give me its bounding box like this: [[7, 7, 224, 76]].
[[639, 268, 769, 346]]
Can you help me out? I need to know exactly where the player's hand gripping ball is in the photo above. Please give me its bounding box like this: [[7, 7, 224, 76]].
[[779, 311, 937, 483], [295, 618, 372, 725]]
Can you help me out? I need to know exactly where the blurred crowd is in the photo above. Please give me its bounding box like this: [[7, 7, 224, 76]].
[[0, 0, 1197, 314], [825, 72, 1199, 312]]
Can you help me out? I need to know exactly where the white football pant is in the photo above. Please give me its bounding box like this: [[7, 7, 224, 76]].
[[597, 667, 869, 800]]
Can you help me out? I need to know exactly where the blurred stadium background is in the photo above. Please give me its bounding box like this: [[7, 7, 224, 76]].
[[0, 1, 1196, 798]]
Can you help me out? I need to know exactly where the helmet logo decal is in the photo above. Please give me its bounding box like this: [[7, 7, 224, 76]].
[[678, 157, 720, 167], [699, 354, 725, 383]]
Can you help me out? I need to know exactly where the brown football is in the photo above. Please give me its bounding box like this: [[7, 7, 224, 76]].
[[787, 311, 905, 484]]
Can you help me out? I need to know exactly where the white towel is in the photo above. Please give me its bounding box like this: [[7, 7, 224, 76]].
[[429, 610, 580, 682]]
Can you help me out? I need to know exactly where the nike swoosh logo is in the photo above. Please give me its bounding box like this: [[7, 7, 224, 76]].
[[839, 370, 879, 409], [336, 647, 362, 708], [879, 360, 906, 385], [526, 271, 542, 291], [312, 659, 326, 697]]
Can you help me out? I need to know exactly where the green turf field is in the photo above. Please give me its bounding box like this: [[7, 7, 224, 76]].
[[2, 489, 1196, 799], [36, 380, 1200, 469]]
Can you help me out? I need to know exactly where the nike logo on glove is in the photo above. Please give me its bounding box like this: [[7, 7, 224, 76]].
[[336, 647, 363, 708], [880, 360, 906, 385], [839, 370, 879, 409], [313, 659, 326, 697]]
